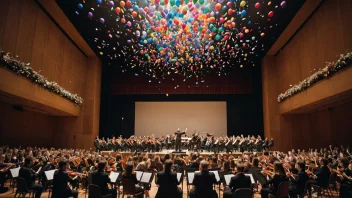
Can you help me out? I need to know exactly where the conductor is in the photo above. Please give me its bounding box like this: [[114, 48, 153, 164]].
[[174, 128, 187, 152]]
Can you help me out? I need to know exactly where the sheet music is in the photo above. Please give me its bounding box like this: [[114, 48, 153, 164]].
[[210, 170, 220, 182], [177, 172, 182, 182], [245, 174, 255, 184], [224, 174, 234, 186], [187, 172, 195, 184], [36, 167, 42, 174], [109, 172, 120, 183], [135, 171, 143, 181], [140, 172, 152, 183], [10, 167, 20, 178], [44, 169, 57, 181]]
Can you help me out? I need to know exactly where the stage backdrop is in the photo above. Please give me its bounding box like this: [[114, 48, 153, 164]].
[[135, 102, 227, 137]]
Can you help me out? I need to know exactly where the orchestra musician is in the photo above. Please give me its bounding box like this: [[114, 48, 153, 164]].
[[260, 162, 288, 198], [248, 158, 267, 186], [91, 161, 117, 198], [288, 161, 309, 198], [122, 162, 144, 198], [52, 160, 78, 198], [337, 158, 352, 198], [18, 157, 43, 198], [155, 159, 182, 198], [223, 162, 251, 198], [174, 128, 187, 152], [305, 158, 330, 198], [189, 160, 218, 198]]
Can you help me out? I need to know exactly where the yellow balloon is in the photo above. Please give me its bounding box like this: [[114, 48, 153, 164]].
[[245, 29, 249, 33], [240, 1, 246, 7]]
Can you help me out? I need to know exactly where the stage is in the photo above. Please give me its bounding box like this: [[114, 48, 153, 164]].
[[101, 149, 263, 158]]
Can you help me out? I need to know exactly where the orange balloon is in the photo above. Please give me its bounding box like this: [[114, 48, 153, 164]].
[[215, 3, 221, 11], [120, 1, 125, 7], [121, 18, 126, 23], [132, 11, 137, 17]]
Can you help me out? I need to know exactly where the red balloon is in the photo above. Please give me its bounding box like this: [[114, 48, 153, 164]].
[[228, 8, 234, 15], [268, 11, 274, 18], [144, 7, 149, 12], [226, 2, 232, 7], [126, 0, 132, 6], [255, 2, 260, 9], [215, 3, 221, 11], [132, 11, 137, 17], [239, 33, 244, 38], [115, 7, 121, 14], [121, 18, 126, 23]]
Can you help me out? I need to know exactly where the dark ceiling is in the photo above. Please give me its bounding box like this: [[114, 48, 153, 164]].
[[57, 0, 305, 82]]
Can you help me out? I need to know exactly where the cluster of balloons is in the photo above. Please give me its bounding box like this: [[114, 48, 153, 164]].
[[74, 0, 291, 81]]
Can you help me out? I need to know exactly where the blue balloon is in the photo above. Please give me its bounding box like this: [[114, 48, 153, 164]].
[[167, 12, 174, 19], [133, 5, 139, 11], [241, 10, 247, 17], [176, 0, 180, 6], [221, 5, 227, 11], [147, 38, 152, 43], [77, 3, 83, 9], [96, 0, 102, 4]]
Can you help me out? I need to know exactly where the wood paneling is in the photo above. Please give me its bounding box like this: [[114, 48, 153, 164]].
[[262, 0, 352, 151]]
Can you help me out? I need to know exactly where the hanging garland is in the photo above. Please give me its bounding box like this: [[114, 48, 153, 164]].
[[278, 51, 352, 103], [0, 48, 83, 105]]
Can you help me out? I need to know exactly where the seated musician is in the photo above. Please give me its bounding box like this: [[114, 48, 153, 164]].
[[18, 157, 43, 198], [155, 159, 182, 198], [288, 161, 309, 198], [52, 160, 78, 198], [91, 161, 117, 198], [305, 158, 330, 198], [260, 162, 288, 198], [122, 162, 144, 198], [190, 160, 218, 198], [248, 158, 267, 186], [223, 162, 251, 198], [337, 158, 352, 198]]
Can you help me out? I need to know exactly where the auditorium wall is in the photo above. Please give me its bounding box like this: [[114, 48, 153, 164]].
[[0, 0, 101, 148], [262, 0, 352, 151]]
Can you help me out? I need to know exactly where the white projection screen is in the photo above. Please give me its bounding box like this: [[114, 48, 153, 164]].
[[135, 102, 227, 137]]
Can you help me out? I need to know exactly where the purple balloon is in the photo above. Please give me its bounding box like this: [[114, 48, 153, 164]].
[[100, 18, 105, 24], [88, 12, 93, 18], [109, 1, 114, 7], [280, 1, 287, 8]]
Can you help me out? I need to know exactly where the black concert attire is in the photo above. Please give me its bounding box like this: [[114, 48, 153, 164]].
[[52, 169, 78, 198], [248, 165, 268, 186], [223, 173, 251, 198], [190, 170, 218, 198], [174, 131, 185, 152], [306, 165, 330, 197], [289, 170, 309, 198], [155, 169, 182, 198], [122, 172, 143, 198], [92, 170, 117, 198], [260, 174, 288, 198], [262, 139, 268, 151], [339, 168, 352, 198], [268, 139, 274, 151], [18, 165, 43, 198]]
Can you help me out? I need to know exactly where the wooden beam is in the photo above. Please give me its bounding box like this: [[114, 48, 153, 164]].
[[0, 67, 80, 116], [36, 0, 95, 57], [267, 0, 323, 55]]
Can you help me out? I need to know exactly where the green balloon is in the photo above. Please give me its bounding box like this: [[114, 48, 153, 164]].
[[204, 5, 210, 13], [170, 0, 175, 6], [160, 0, 164, 5], [193, 0, 197, 4], [215, 34, 221, 41], [218, 27, 224, 32], [211, 27, 217, 33], [198, 26, 203, 31], [184, 0, 189, 3]]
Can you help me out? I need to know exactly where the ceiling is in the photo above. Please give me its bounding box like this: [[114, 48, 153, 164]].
[[57, 0, 305, 82]]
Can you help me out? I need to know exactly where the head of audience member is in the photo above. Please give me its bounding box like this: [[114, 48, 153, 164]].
[[98, 161, 107, 172], [24, 156, 35, 166], [319, 158, 329, 166], [236, 163, 245, 173], [200, 160, 209, 171], [244, 162, 252, 171], [273, 162, 286, 176], [59, 160, 68, 171], [296, 161, 305, 171], [164, 159, 173, 171]]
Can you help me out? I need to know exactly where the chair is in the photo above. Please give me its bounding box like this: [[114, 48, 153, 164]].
[[233, 188, 253, 198], [328, 172, 339, 196], [268, 181, 289, 198], [121, 179, 143, 198], [311, 183, 332, 198], [88, 184, 112, 198], [14, 177, 35, 198]]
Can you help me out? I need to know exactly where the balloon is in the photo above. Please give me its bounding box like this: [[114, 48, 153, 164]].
[[126, 0, 132, 6], [121, 18, 126, 23], [96, 0, 102, 4], [99, 18, 105, 24], [226, 2, 231, 7], [88, 12, 93, 18], [221, 6, 227, 12], [115, 7, 121, 14], [240, 1, 246, 7], [144, 7, 149, 12], [241, 10, 247, 17], [239, 33, 244, 38], [260, 32, 265, 37], [268, 11, 274, 18], [280, 1, 287, 8], [120, 1, 125, 7], [203, 5, 210, 13], [176, 0, 181, 6], [199, 0, 204, 5], [108, 1, 114, 6], [132, 11, 138, 17], [127, 21, 132, 27], [228, 8, 234, 15], [136, 30, 140, 37], [245, 29, 249, 33], [255, 2, 260, 8], [215, 3, 221, 11], [182, 8, 187, 15], [192, 0, 197, 4], [252, 36, 256, 40], [77, 3, 83, 9], [214, 34, 221, 40], [170, 0, 175, 6], [133, 5, 139, 11]]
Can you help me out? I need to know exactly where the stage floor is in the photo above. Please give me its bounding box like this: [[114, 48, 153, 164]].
[[101, 149, 262, 158]]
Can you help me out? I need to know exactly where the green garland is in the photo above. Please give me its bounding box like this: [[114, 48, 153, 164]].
[[0, 49, 83, 105], [278, 52, 352, 102]]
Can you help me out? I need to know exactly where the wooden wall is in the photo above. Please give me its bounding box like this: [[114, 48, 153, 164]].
[[262, 0, 352, 151], [0, 0, 102, 148]]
